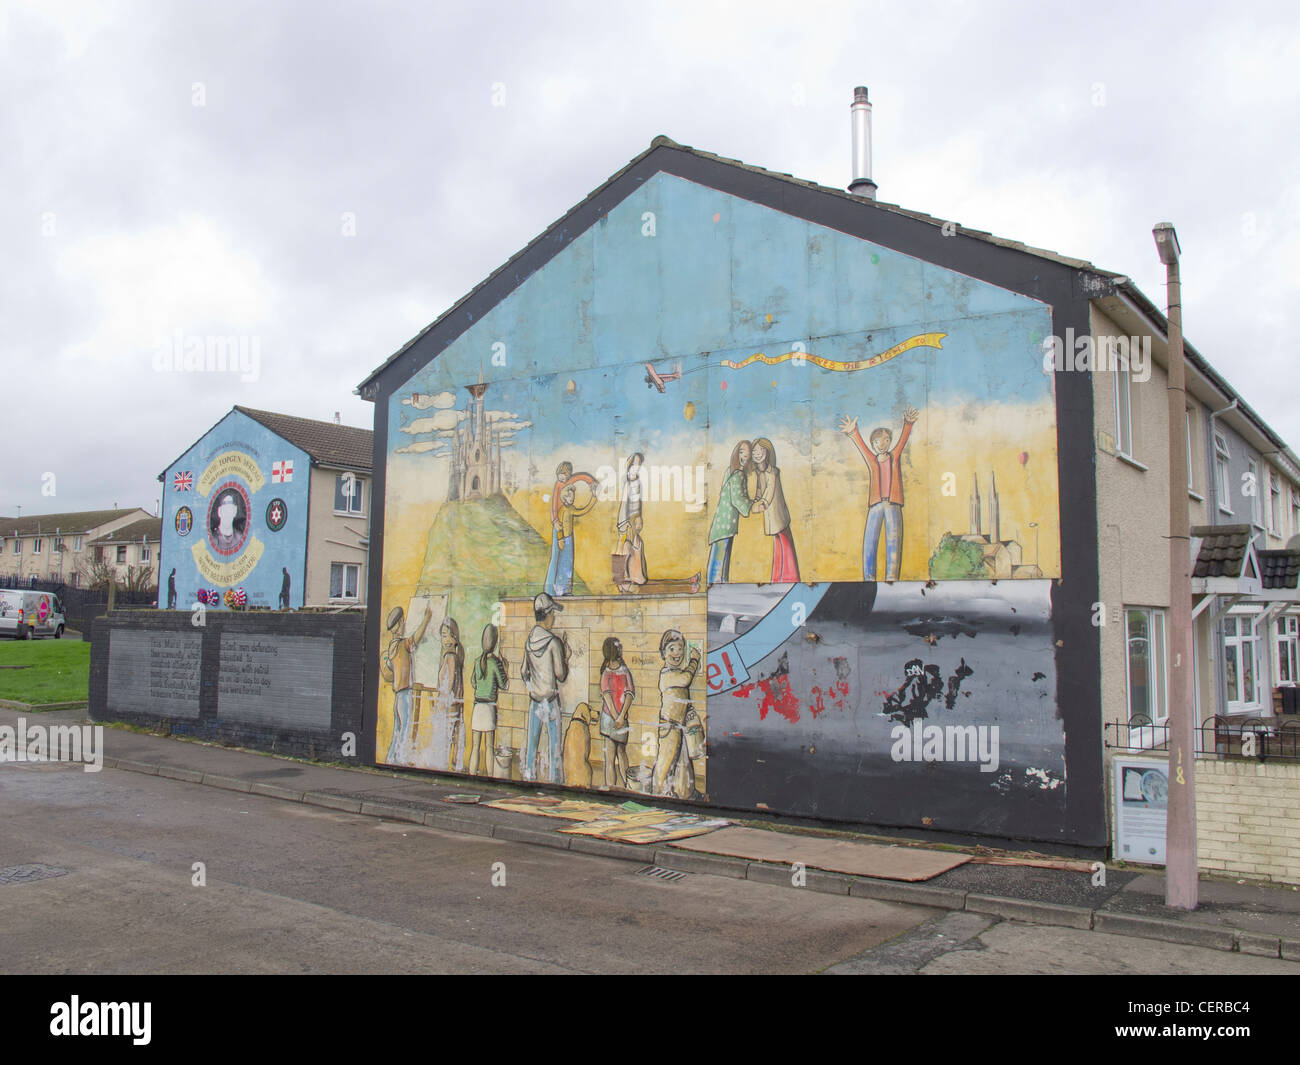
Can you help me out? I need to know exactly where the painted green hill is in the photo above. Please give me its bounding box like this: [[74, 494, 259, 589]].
[[415, 494, 588, 629]]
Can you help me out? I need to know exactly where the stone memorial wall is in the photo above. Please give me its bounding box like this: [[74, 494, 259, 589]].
[[91, 610, 364, 762]]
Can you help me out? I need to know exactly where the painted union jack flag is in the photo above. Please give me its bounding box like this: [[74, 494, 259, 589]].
[[271, 460, 294, 483], [173, 471, 193, 491]]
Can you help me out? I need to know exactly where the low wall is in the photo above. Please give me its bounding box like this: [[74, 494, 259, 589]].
[[90, 610, 365, 763], [1196, 758, 1300, 884]]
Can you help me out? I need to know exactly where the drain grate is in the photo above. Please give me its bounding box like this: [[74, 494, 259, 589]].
[[636, 865, 687, 883], [0, 864, 69, 885]]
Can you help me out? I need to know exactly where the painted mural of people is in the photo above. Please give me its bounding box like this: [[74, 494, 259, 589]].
[[520, 592, 569, 783], [751, 438, 798, 583], [616, 512, 648, 592], [166, 568, 177, 610], [468, 622, 508, 775], [381, 603, 433, 764], [546, 482, 597, 596], [839, 406, 918, 581], [278, 567, 291, 610], [616, 452, 645, 546], [598, 636, 634, 789], [651, 628, 701, 798], [435, 617, 466, 772], [707, 440, 761, 584]]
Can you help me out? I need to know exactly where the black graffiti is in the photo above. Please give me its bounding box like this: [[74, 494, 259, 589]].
[[883, 656, 977, 724]]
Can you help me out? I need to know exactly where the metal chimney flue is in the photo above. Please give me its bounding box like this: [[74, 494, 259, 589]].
[[848, 85, 877, 200]]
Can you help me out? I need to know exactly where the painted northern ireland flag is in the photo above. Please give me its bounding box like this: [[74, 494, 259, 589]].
[[271, 460, 294, 483], [173, 471, 193, 491]]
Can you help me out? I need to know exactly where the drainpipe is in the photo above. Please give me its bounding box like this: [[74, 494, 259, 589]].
[[1154, 222, 1197, 911]]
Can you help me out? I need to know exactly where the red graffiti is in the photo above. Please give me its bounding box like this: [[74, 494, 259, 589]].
[[809, 679, 852, 717]]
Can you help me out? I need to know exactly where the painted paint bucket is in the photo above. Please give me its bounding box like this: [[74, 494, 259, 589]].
[[493, 746, 514, 779]]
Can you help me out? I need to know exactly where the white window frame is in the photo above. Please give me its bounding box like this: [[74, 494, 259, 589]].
[[1114, 362, 1134, 458], [334, 473, 365, 516], [139, 542, 151, 562], [12, 538, 21, 554], [1185, 407, 1196, 492], [1214, 431, 1231, 514], [329, 562, 361, 602], [1293, 484, 1300, 537], [73, 534, 83, 551], [1268, 469, 1281, 534], [115, 545, 127, 564], [1223, 609, 1264, 714], [1125, 606, 1168, 748], [1248, 458, 1263, 528], [1276, 614, 1299, 687], [33, 538, 42, 555]]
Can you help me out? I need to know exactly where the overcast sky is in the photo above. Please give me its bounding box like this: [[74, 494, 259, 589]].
[[4, 0, 1297, 517]]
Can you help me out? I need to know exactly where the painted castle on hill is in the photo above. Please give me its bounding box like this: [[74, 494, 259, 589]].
[[930, 473, 1043, 579]]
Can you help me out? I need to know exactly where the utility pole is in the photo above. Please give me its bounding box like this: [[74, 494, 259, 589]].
[[1155, 222, 1197, 910]]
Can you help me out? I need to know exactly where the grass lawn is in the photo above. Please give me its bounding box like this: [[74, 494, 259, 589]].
[[0, 639, 91, 706]]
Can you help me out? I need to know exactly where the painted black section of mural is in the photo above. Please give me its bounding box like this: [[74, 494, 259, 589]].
[[707, 580, 1069, 842]]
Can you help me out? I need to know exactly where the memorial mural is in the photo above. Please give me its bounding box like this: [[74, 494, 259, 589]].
[[159, 409, 309, 610], [377, 170, 1068, 834]]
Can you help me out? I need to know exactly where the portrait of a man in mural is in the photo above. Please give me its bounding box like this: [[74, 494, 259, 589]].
[[207, 486, 249, 557], [839, 405, 919, 581], [380, 603, 433, 764], [520, 592, 569, 782]]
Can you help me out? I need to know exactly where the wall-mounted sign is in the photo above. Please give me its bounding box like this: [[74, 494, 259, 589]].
[[1113, 756, 1168, 865]]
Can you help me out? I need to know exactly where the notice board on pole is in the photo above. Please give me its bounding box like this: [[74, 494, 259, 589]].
[[1113, 756, 1169, 866]]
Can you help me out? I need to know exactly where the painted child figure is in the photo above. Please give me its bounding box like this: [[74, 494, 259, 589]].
[[598, 637, 635, 789], [651, 629, 702, 798], [468, 623, 508, 776], [553, 482, 597, 596]]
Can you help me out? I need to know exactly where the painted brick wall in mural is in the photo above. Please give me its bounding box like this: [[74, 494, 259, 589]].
[[160, 410, 308, 611], [380, 171, 1065, 836]]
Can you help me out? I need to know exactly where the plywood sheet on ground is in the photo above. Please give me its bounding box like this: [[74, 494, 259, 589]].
[[667, 826, 969, 881], [560, 810, 731, 844], [483, 797, 619, 821]]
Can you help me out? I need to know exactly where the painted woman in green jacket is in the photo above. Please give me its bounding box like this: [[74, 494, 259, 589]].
[[707, 440, 763, 583]]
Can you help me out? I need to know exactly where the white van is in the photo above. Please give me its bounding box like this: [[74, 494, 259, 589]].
[[0, 590, 66, 639]]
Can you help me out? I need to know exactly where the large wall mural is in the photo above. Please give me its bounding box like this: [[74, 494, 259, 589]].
[[378, 171, 1068, 838], [160, 411, 308, 611]]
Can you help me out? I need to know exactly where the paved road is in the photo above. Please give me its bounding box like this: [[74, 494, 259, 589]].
[[4, 761, 1297, 974]]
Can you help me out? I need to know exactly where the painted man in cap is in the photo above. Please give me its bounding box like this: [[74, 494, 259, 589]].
[[381, 602, 433, 764], [520, 592, 570, 782]]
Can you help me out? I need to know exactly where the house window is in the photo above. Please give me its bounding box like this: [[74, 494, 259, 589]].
[[1293, 485, 1300, 537], [334, 473, 364, 514], [1278, 616, 1299, 685], [330, 562, 360, 600], [1248, 458, 1262, 527], [116, 545, 127, 564], [1185, 407, 1196, 491], [74, 535, 83, 551], [1114, 362, 1134, 457], [1269, 471, 1282, 534], [70, 573, 79, 588], [1223, 613, 1262, 713], [10, 539, 18, 554], [1126, 608, 1168, 726], [140, 543, 151, 562], [1214, 431, 1231, 512], [33, 538, 42, 554], [54, 537, 64, 552]]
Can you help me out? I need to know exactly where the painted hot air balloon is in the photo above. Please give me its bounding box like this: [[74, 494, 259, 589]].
[[1019, 451, 1029, 467]]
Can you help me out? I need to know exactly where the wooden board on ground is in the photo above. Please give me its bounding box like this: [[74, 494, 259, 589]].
[[483, 796, 619, 821], [666, 826, 970, 881], [559, 809, 729, 844]]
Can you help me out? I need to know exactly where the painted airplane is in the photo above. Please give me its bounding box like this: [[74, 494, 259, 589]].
[[643, 360, 682, 393]]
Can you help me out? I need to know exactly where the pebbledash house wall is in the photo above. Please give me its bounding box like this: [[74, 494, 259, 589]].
[[358, 140, 1109, 851]]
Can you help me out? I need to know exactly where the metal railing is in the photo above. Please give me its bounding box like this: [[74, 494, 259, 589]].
[[1104, 715, 1300, 763]]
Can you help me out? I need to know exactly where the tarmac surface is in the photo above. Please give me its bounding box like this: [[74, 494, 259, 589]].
[[3, 705, 1300, 972]]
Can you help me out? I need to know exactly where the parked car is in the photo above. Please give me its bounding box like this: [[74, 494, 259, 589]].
[[0, 589, 66, 639]]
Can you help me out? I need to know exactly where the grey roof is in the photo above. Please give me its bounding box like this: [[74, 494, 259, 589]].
[[1258, 549, 1300, 590], [0, 508, 146, 538], [90, 517, 163, 544], [1191, 525, 1255, 579], [233, 407, 374, 472]]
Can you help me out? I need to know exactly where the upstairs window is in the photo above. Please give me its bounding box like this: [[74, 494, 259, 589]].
[[1214, 431, 1231, 512], [335, 473, 364, 514], [1114, 363, 1134, 457]]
